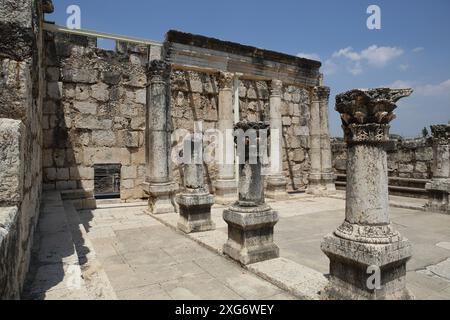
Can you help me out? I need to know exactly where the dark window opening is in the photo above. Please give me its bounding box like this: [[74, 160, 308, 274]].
[[94, 164, 121, 199]]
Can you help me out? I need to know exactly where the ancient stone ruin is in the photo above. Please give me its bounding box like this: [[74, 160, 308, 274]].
[[1, 0, 450, 301]]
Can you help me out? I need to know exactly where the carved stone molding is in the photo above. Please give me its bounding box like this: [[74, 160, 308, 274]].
[[147, 60, 171, 83], [334, 221, 401, 244], [431, 125, 450, 145], [336, 88, 412, 125], [344, 123, 391, 145], [218, 71, 234, 90], [336, 88, 412, 144], [269, 79, 283, 97], [312, 86, 331, 102]]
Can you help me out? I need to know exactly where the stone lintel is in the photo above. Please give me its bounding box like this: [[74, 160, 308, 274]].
[[165, 31, 321, 86], [165, 30, 321, 69]]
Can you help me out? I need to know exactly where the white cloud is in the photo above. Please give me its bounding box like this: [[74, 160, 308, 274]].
[[416, 80, 450, 96], [399, 64, 409, 71], [387, 79, 450, 97], [387, 80, 416, 89], [332, 45, 404, 67], [412, 47, 424, 53], [296, 52, 321, 61], [361, 46, 404, 67], [332, 47, 361, 61], [348, 62, 363, 75], [326, 45, 404, 76], [322, 59, 338, 75]]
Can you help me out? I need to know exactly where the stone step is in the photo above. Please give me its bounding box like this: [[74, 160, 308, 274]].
[[336, 177, 429, 199], [60, 189, 97, 210]]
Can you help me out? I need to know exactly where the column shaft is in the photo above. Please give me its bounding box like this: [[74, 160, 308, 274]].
[[321, 88, 414, 300], [319, 87, 336, 193], [266, 79, 288, 199], [307, 88, 324, 194], [215, 72, 237, 204], [144, 60, 177, 214]]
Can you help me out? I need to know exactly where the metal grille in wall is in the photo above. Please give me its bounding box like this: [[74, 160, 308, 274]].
[[94, 164, 121, 198]]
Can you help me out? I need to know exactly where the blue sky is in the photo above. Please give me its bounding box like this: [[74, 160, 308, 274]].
[[46, 0, 450, 137]]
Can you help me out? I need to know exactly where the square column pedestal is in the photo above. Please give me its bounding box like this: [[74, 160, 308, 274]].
[[214, 179, 238, 205], [266, 175, 289, 200], [177, 192, 215, 233], [321, 231, 413, 300], [143, 182, 178, 214], [223, 203, 279, 265]]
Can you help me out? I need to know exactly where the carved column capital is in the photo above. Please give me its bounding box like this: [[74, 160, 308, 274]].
[[269, 79, 283, 97], [218, 72, 234, 90], [147, 60, 171, 83], [431, 125, 450, 145], [312, 86, 331, 102], [336, 88, 413, 144]]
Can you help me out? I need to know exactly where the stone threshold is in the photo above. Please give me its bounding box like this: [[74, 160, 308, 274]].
[[146, 209, 328, 300], [326, 192, 427, 212]]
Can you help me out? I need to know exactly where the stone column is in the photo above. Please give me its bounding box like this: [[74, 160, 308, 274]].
[[306, 87, 324, 194], [321, 88, 414, 300], [223, 122, 279, 265], [215, 72, 238, 204], [143, 60, 177, 214], [266, 79, 288, 200], [176, 136, 215, 233], [319, 87, 336, 194], [426, 125, 450, 214]]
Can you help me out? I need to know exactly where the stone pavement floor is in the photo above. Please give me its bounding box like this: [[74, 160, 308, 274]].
[[154, 194, 450, 300], [75, 202, 296, 300], [255, 195, 450, 300], [24, 194, 450, 300]]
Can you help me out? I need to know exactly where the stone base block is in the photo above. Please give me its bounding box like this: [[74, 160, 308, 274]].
[[143, 182, 178, 214], [176, 192, 215, 234], [266, 175, 288, 200], [321, 233, 413, 300], [214, 179, 237, 205], [223, 204, 279, 265], [426, 182, 450, 214], [306, 173, 336, 196]]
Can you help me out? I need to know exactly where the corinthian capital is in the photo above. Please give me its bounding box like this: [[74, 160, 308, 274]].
[[431, 125, 450, 145], [147, 60, 171, 82], [270, 79, 283, 97], [336, 88, 413, 144], [312, 86, 331, 102], [218, 72, 234, 90]]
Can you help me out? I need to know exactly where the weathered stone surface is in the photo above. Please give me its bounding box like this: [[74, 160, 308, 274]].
[[0, 119, 25, 205], [0, 59, 32, 120], [223, 122, 279, 265], [426, 124, 450, 214]]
